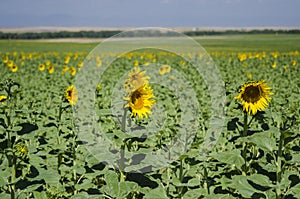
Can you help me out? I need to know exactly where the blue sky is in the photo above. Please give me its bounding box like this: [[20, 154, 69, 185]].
[[0, 0, 299, 27]]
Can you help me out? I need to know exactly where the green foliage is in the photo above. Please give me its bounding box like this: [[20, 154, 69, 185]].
[[0, 40, 299, 199]]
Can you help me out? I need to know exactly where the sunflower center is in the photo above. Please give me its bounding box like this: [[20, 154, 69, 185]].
[[242, 85, 262, 103], [67, 90, 73, 98], [130, 90, 144, 110]]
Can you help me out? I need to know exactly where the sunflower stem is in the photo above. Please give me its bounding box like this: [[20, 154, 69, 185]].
[[121, 106, 127, 133], [119, 106, 128, 182], [9, 156, 16, 199], [276, 125, 285, 199], [242, 112, 248, 175], [203, 164, 210, 195], [178, 158, 185, 198]]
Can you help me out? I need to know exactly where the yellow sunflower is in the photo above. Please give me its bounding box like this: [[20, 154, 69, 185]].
[[70, 66, 76, 76], [11, 65, 18, 72], [158, 65, 171, 75], [48, 65, 54, 74], [63, 65, 69, 72], [247, 73, 252, 79], [123, 67, 150, 92], [39, 64, 45, 71], [0, 95, 7, 105], [45, 60, 51, 67], [235, 80, 273, 115], [65, 85, 78, 105], [3, 56, 8, 63], [78, 61, 84, 68], [7, 60, 13, 67], [14, 143, 28, 158], [64, 56, 70, 64], [124, 84, 156, 119], [133, 60, 139, 67]]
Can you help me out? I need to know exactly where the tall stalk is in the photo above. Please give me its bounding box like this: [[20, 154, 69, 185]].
[[276, 125, 285, 199], [178, 158, 185, 198], [119, 107, 128, 182], [242, 112, 248, 175]]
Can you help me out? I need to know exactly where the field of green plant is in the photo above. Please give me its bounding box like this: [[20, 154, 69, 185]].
[[0, 34, 300, 199]]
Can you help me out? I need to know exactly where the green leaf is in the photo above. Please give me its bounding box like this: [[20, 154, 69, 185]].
[[118, 181, 139, 198], [75, 179, 95, 191], [265, 189, 276, 199], [21, 183, 42, 193], [103, 170, 119, 198], [38, 168, 60, 186], [211, 149, 244, 171], [143, 185, 168, 199], [70, 192, 90, 199], [247, 174, 273, 188], [246, 132, 276, 154], [291, 153, 300, 164], [289, 183, 300, 198], [187, 177, 200, 187], [231, 175, 262, 198], [102, 170, 138, 199], [11, 126, 22, 131], [218, 176, 233, 190], [33, 191, 47, 199], [183, 189, 203, 198], [0, 168, 10, 186], [0, 192, 11, 199], [205, 194, 236, 199]]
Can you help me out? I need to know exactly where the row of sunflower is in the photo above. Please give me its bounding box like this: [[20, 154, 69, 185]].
[[0, 49, 299, 198]]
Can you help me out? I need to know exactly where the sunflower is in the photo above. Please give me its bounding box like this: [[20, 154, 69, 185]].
[[247, 73, 252, 79], [63, 65, 69, 72], [134, 60, 139, 67], [7, 60, 13, 68], [3, 56, 8, 63], [235, 80, 273, 115], [45, 60, 51, 67], [123, 67, 150, 92], [64, 56, 70, 64], [70, 66, 76, 76], [14, 143, 28, 158], [48, 65, 54, 74], [39, 64, 45, 71], [65, 85, 78, 105], [0, 95, 7, 104], [124, 84, 156, 119], [77, 61, 84, 68], [158, 65, 171, 75], [11, 65, 18, 72]]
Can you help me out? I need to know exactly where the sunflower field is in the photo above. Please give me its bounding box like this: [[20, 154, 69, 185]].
[[0, 34, 300, 199]]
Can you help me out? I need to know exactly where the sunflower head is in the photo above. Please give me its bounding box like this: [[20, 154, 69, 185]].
[[123, 67, 150, 92], [70, 66, 76, 76], [124, 84, 156, 119], [14, 143, 28, 159], [0, 95, 7, 105], [235, 80, 273, 115], [63, 65, 69, 72], [39, 64, 45, 71], [0, 95, 7, 102], [65, 85, 78, 105], [11, 65, 18, 73], [48, 65, 54, 74], [159, 65, 171, 75]]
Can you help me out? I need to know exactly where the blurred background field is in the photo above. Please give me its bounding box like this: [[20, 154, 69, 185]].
[[1, 34, 300, 53], [0, 31, 299, 198]]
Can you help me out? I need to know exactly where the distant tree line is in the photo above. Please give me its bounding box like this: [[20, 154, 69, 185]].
[[184, 29, 300, 36], [0, 29, 300, 39], [0, 30, 122, 39]]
